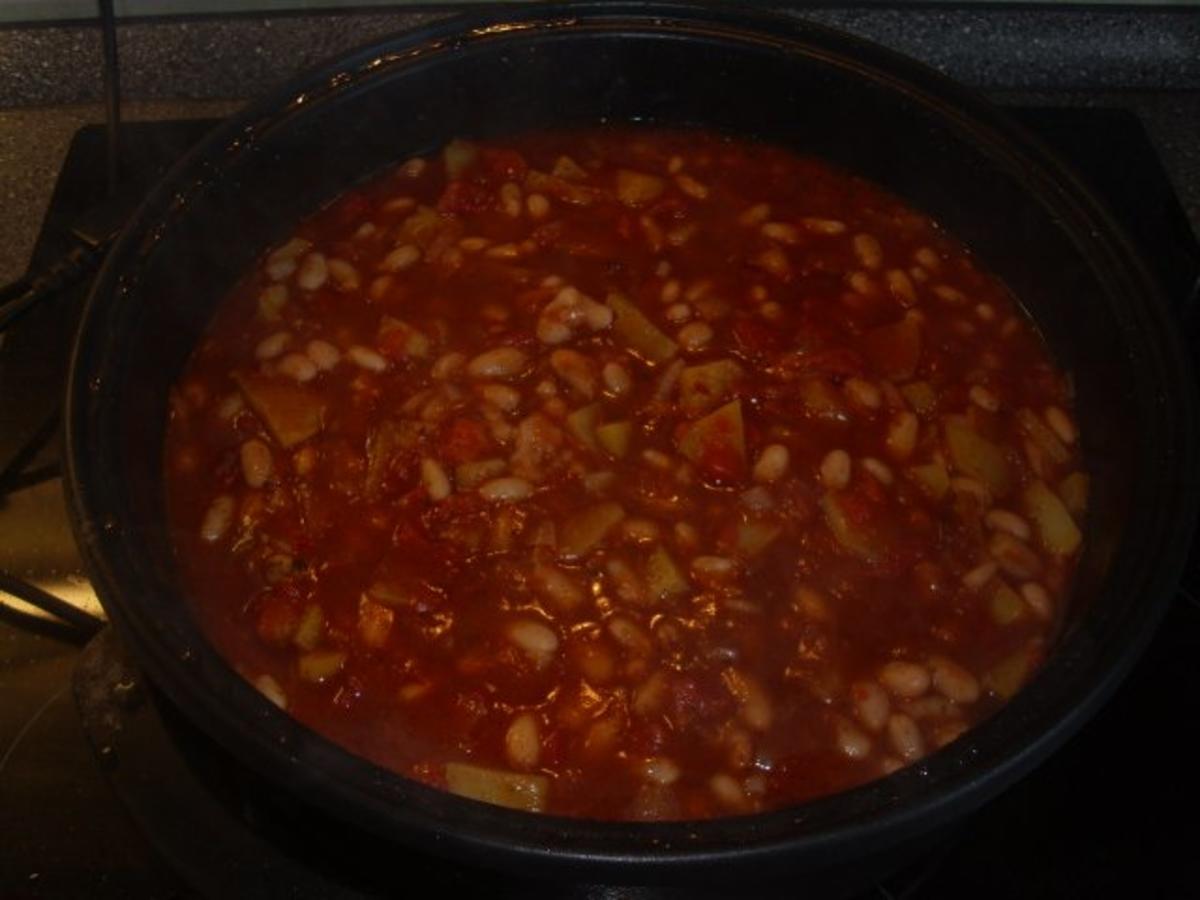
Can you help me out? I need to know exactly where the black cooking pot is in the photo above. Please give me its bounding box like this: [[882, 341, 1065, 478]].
[[64, 2, 1198, 890]]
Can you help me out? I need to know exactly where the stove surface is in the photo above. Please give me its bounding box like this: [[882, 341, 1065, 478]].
[[1, 109, 1197, 899]]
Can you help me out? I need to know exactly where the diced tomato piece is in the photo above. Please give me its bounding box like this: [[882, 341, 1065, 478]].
[[836, 488, 877, 530], [329, 191, 372, 229], [698, 440, 743, 483], [809, 348, 866, 379], [648, 195, 689, 219], [437, 181, 492, 215], [671, 675, 739, 734], [479, 148, 528, 183], [438, 417, 493, 465], [732, 316, 784, 357], [255, 585, 302, 646], [615, 213, 637, 241], [410, 761, 446, 789]]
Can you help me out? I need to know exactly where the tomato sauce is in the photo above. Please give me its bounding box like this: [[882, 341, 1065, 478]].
[[164, 129, 1086, 820]]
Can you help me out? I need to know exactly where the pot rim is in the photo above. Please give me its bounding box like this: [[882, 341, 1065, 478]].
[[64, 1, 1199, 880]]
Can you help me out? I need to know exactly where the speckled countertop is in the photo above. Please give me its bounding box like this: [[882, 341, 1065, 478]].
[[1, 5, 1198, 285]]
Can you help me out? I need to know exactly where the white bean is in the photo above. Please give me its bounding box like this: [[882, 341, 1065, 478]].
[[265, 237, 310, 281], [305, 339, 340, 371], [607, 616, 653, 656], [752, 444, 790, 484], [216, 393, 243, 421], [761, 222, 800, 244], [641, 757, 681, 785], [468, 347, 528, 380], [933, 284, 966, 305], [731, 671, 772, 732], [379, 244, 420, 273], [347, 345, 387, 373], [505, 713, 540, 769], [674, 522, 700, 554], [295, 252, 328, 291], [420, 458, 452, 501], [879, 661, 931, 699], [835, 717, 872, 760], [887, 713, 925, 761], [915, 247, 940, 270], [620, 518, 661, 545], [738, 203, 771, 226], [478, 384, 519, 414], [499, 182, 523, 218], [851, 681, 890, 732], [277, 352, 317, 383], [531, 563, 585, 611], [326, 258, 360, 292], [675, 173, 709, 200], [990, 532, 1042, 579], [537, 286, 612, 344], [1044, 406, 1077, 445], [853, 233, 884, 270], [507, 619, 559, 668], [848, 271, 877, 297], [691, 555, 737, 583], [200, 495, 235, 543], [709, 773, 746, 809], [431, 351, 466, 380], [740, 486, 774, 512], [1021, 581, 1054, 620], [660, 278, 682, 304], [844, 377, 882, 410], [677, 321, 713, 352], [969, 384, 1000, 412], [240, 439, 273, 488], [255, 331, 291, 360], [665, 302, 693, 324], [479, 477, 533, 502], [526, 193, 550, 218], [929, 656, 981, 704], [820, 449, 851, 490], [962, 560, 998, 591], [886, 411, 919, 460], [860, 457, 894, 485], [800, 217, 846, 235], [886, 269, 917, 307], [759, 301, 784, 322], [985, 509, 1032, 541]]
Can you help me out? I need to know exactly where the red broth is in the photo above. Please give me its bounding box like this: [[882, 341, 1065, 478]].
[[164, 129, 1086, 820]]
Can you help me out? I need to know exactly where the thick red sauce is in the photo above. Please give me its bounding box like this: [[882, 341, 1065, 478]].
[[164, 129, 1086, 820]]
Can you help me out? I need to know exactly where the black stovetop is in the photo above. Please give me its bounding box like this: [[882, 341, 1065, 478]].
[[1, 109, 1197, 899]]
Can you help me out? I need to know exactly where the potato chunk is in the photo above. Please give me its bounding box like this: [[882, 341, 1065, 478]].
[[679, 359, 744, 416], [678, 399, 746, 480], [234, 372, 325, 448], [944, 419, 1013, 497], [608, 292, 677, 364], [1024, 480, 1083, 555], [615, 169, 665, 207], [445, 762, 548, 812]]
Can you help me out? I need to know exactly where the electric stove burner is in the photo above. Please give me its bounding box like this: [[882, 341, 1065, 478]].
[[3, 106, 1197, 898]]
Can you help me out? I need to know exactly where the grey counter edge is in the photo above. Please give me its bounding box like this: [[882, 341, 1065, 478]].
[[1, 6, 1199, 110]]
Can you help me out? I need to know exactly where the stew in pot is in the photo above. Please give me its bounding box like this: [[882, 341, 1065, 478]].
[[164, 128, 1086, 820]]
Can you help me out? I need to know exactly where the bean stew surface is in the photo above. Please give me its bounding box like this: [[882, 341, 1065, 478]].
[[164, 129, 1087, 820]]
